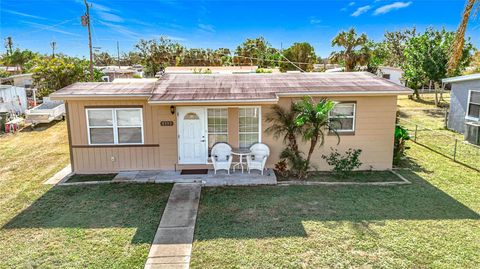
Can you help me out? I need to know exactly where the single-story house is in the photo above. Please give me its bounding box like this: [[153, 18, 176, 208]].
[[442, 73, 480, 134], [377, 66, 405, 86], [50, 72, 412, 174]]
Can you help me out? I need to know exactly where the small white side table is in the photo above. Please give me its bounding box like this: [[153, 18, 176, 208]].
[[231, 148, 251, 173]]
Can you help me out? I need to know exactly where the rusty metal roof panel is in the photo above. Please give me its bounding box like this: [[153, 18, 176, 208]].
[[52, 72, 412, 101]]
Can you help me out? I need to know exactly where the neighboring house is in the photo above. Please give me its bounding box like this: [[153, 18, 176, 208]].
[[50, 72, 411, 174], [97, 66, 142, 82], [377, 66, 405, 86], [0, 85, 28, 114], [442, 73, 480, 134], [165, 66, 258, 74]]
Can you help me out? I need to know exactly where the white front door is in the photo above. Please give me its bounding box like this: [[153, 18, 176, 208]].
[[177, 107, 206, 164]]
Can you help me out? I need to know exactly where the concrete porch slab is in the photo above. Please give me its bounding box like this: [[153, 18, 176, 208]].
[[113, 169, 277, 186]]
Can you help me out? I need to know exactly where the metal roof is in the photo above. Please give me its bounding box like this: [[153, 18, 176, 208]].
[[51, 72, 412, 102], [442, 73, 480, 84]]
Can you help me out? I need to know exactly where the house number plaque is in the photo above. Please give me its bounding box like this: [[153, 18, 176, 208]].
[[160, 121, 174, 126]]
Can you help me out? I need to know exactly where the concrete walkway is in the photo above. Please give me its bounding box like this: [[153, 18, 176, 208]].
[[43, 164, 72, 185], [145, 183, 202, 269]]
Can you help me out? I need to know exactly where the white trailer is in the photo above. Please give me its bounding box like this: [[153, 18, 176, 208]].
[[25, 100, 65, 126]]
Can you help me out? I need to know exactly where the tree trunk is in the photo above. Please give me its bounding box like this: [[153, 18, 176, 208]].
[[304, 135, 318, 178], [448, 0, 477, 75]]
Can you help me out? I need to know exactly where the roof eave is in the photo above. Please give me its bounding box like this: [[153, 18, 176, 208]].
[[50, 94, 151, 101]]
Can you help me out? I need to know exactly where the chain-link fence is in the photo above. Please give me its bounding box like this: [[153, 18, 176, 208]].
[[398, 118, 480, 172]]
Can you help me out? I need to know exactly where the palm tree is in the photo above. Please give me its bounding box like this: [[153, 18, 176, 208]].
[[265, 103, 301, 154], [448, 0, 478, 75], [329, 28, 370, 71], [295, 97, 339, 174]]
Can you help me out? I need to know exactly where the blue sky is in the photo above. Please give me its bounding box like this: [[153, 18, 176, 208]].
[[1, 0, 478, 58]]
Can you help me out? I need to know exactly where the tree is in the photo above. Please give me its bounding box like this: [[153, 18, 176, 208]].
[[266, 103, 301, 154], [94, 52, 114, 66], [329, 28, 369, 71], [30, 56, 102, 97], [403, 28, 473, 100], [135, 36, 185, 77], [383, 29, 416, 67], [448, 0, 478, 75], [121, 51, 142, 66], [294, 97, 339, 178], [1, 49, 38, 72], [280, 42, 316, 72], [234, 37, 277, 67]]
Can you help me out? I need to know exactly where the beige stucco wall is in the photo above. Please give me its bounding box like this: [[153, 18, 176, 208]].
[[66, 95, 397, 173]]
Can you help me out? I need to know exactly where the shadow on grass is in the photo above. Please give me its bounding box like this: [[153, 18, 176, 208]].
[[195, 169, 479, 241], [2, 184, 172, 244], [20, 120, 64, 132]]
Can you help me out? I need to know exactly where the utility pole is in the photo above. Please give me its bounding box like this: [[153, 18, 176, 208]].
[[117, 41, 121, 68], [50, 41, 56, 58], [4, 36, 13, 56], [82, 0, 94, 81]]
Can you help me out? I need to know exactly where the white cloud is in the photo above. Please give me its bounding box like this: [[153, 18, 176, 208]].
[[348, 2, 356, 6], [4, 9, 46, 20], [351, 5, 371, 17], [97, 11, 124, 22], [374, 1, 412, 15], [198, 23, 215, 33], [97, 21, 140, 39], [21, 21, 80, 36], [310, 17, 322, 24]]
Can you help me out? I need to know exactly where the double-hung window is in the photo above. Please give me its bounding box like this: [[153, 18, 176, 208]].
[[207, 108, 228, 150], [239, 107, 260, 149], [329, 103, 356, 132], [467, 90, 480, 120], [86, 108, 143, 145]]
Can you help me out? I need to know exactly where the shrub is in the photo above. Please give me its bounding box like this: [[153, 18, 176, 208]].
[[322, 148, 362, 178], [280, 148, 309, 179], [256, 68, 272, 73], [393, 125, 410, 164], [274, 160, 288, 177]]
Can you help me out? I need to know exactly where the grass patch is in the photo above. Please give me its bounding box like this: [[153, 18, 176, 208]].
[[278, 170, 402, 183], [67, 173, 117, 183], [0, 121, 173, 268], [191, 143, 480, 268]]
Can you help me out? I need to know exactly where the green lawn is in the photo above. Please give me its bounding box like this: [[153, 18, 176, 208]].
[[397, 93, 480, 171], [0, 122, 172, 269], [278, 171, 403, 183], [66, 173, 117, 183], [191, 144, 480, 268]]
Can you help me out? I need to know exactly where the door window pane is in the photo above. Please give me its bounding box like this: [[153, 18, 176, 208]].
[[207, 108, 228, 149], [239, 107, 260, 149]]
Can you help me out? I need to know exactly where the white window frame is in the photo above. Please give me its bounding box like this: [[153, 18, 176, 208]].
[[329, 102, 356, 133], [466, 90, 480, 121], [206, 107, 229, 150], [86, 108, 144, 145], [238, 106, 262, 149]]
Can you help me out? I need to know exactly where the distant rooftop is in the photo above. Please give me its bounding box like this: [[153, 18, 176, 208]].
[[442, 73, 480, 84], [51, 72, 412, 103]]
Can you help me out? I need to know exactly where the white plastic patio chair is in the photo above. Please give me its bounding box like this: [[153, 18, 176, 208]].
[[246, 143, 270, 175], [211, 143, 233, 175]]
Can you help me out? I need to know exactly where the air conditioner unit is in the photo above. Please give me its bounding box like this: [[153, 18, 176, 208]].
[[464, 122, 480, 145]]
